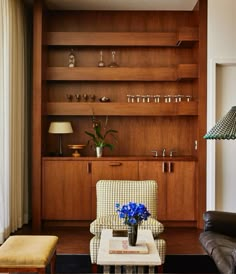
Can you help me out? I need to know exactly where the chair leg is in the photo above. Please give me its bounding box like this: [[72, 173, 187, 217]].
[[91, 263, 98, 273], [50, 251, 57, 274], [157, 264, 164, 273]]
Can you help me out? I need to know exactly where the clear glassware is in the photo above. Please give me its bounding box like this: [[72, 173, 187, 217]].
[[83, 94, 88, 101], [142, 95, 147, 103], [98, 50, 105, 67], [89, 94, 96, 102], [75, 94, 81, 102], [127, 94, 131, 103], [130, 95, 135, 103], [164, 95, 172, 103], [136, 95, 141, 103], [174, 95, 179, 103], [146, 95, 153, 103], [175, 95, 184, 102], [186, 95, 192, 102], [109, 51, 119, 67], [66, 94, 73, 102], [68, 49, 76, 67], [154, 95, 161, 103]]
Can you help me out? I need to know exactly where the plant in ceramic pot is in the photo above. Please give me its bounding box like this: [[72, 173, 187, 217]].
[[85, 116, 118, 157], [116, 202, 151, 246]]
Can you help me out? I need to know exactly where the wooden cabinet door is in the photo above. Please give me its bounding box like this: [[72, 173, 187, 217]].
[[139, 161, 167, 220], [139, 161, 196, 221], [42, 160, 92, 220], [166, 161, 195, 220], [91, 161, 139, 218]]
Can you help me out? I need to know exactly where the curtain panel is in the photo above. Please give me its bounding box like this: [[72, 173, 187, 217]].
[[0, 0, 29, 244]]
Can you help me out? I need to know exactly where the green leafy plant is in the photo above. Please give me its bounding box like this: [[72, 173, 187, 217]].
[[85, 116, 118, 150]]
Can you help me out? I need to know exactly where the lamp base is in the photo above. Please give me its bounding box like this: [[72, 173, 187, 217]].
[[48, 151, 63, 157], [58, 135, 63, 156]]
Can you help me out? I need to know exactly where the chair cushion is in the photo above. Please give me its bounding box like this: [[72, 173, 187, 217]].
[[90, 214, 164, 238], [0, 235, 58, 268]]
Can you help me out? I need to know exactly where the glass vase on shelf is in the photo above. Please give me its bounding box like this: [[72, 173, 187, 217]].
[[97, 50, 105, 67], [109, 51, 119, 67], [68, 49, 76, 67]]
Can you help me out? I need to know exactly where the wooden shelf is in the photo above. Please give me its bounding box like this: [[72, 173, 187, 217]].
[[46, 28, 198, 47], [42, 156, 198, 161], [46, 101, 198, 116], [45, 65, 198, 81], [177, 27, 199, 46]]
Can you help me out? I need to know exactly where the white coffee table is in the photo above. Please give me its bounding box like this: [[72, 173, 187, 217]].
[[97, 229, 161, 274]]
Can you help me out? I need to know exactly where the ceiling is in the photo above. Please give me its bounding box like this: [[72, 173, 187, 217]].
[[44, 0, 198, 11]]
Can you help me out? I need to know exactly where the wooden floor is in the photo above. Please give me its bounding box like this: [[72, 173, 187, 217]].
[[14, 224, 206, 255]]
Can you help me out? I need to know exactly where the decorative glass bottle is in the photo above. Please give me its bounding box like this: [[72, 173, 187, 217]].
[[68, 49, 76, 67]]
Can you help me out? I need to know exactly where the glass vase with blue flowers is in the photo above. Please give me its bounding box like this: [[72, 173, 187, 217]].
[[116, 202, 151, 246]]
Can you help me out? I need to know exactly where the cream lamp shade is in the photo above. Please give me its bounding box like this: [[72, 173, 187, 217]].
[[48, 122, 73, 156], [48, 121, 73, 134]]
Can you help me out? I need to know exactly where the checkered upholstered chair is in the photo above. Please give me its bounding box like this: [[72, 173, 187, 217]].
[[90, 180, 166, 271]]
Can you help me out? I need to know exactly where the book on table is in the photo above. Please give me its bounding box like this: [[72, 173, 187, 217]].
[[109, 239, 148, 254]]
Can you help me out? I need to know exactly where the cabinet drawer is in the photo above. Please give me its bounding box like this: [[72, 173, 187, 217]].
[[92, 161, 139, 186]]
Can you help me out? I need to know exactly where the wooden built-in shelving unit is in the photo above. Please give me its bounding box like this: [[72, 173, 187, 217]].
[[32, 1, 207, 231]]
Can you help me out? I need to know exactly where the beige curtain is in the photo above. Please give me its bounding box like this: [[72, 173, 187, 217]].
[[0, 0, 29, 244]]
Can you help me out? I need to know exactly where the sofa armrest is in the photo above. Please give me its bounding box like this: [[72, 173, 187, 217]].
[[204, 210, 236, 237]]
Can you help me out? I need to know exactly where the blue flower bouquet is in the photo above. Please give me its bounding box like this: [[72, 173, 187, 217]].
[[115, 202, 151, 226]]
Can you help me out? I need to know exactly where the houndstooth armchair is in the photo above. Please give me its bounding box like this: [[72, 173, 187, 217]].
[[90, 180, 166, 270]]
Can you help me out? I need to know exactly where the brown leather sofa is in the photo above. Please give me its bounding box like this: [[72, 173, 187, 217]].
[[199, 211, 236, 274]]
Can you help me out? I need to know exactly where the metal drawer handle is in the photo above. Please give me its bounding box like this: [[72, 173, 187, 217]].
[[109, 162, 122, 166], [162, 162, 167, 173], [87, 162, 91, 173], [168, 162, 173, 173]]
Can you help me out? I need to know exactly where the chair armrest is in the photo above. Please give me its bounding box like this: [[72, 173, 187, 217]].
[[203, 210, 236, 237]]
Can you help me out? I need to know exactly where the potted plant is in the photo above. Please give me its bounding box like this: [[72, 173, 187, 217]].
[[85, 116, 118, 157]]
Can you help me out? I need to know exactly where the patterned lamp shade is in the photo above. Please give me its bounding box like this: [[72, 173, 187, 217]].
[[204, 106, 236, 140]]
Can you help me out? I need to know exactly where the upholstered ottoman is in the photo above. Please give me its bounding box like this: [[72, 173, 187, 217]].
[[0, 235, 58, 274]]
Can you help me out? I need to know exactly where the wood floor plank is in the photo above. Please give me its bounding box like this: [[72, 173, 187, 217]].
[[13, 225, 206, 255]]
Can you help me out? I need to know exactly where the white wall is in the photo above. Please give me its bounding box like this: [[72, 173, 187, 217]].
[[215, 65, 236, 210], [208, 1, 236, 58], [207, 0, 236, 211]]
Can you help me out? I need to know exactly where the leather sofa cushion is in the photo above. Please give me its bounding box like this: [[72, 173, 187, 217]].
[[204, 211, 236, 237], [200, 231, 236, 274]]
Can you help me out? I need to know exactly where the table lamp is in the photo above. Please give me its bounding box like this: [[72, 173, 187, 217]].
[[204, 106, 236, 140], [48, 121, 73, 156]]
